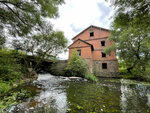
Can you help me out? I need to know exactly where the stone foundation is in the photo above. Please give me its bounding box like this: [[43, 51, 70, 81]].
[[92, 60, 120, 77]]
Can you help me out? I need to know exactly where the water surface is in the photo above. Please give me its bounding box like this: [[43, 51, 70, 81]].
[[10, 74, 150, 113]]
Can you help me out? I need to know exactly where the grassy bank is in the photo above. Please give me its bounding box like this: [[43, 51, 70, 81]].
[[0, 49, 33, 111], [119, 68, 150, 82], [0, 82, 37, 112], [0, 49, 23, 94]]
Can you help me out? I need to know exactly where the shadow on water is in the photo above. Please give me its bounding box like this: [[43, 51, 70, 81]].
[[10, 74, 150, 113]]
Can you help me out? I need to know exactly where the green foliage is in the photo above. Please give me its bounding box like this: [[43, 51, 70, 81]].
[[0, 0, 67, 77], [0, 81, 37, 111], [0, 81, 10, 95], [65, 49, 98, 82], [105, 0, 150, 75], [0, 88, 35, 112], [85, 73, 98, 83], [0, 0, 64, 42], [0, 49, 22, 82], [26, 23, 68, 58], [104, 44, 116, 55], [65, 49, 88, 77], [119, 67, 150, 81], [11, 22, 68, 75], [17, 23, 68, 74], [0, 48, 27, 106]]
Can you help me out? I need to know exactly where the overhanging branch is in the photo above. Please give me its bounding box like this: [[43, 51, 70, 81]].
[[0, 1, 27, 26]]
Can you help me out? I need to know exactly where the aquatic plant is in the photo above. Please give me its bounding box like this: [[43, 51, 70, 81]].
[[85, 73, 98, 83]]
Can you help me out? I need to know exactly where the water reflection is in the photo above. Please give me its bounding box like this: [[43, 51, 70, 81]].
[[120, 79, 150, 113], [65, 80, 121, 112], [10, 74, 150, 113]]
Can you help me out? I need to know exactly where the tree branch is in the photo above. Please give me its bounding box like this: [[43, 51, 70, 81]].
[[0, 1, 27, 25]]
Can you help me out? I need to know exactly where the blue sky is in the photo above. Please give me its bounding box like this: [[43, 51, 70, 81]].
[[51, 0, 115, 59]]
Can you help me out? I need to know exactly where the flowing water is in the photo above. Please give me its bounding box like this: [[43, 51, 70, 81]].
[[10, 73, 150, 113]]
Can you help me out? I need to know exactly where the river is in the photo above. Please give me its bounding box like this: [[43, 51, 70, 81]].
[[10, 73, 150, 113]]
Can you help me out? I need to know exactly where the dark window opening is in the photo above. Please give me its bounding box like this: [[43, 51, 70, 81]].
[[102, 52, 106, 57], [101, 41, 105, 46], [90, 32, 94, 37], [102, 63, 107, 69], [77, 50, 81, 56]]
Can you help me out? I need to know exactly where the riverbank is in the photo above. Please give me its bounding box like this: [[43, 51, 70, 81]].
[[119, 68, 150, 82], [0, 49, 38, 112], [0, 78, 38, 112]]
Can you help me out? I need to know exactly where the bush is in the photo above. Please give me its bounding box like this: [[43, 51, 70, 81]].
[[119, 67, 150, 82], [65, 49, 88, 77], [65, 49, 98, 82], [0, 81, 10, 95], [0, 49, 22, 81], [85, 73, 98, 83]]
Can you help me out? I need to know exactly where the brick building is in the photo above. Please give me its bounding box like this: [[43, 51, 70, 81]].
[[68, 25, 119, 77]]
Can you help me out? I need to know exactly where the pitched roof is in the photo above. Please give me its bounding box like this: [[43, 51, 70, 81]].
[[68, 39, 94, 51], [72, 25, 110, 40]]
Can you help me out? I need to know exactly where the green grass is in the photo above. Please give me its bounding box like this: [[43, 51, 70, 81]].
[[85, 73, 98, 83]]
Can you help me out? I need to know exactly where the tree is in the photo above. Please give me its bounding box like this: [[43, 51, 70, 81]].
[[0, 0, 64, 44], [13, 22, 67, 76], [65, 49, 88, 77], [25, 23, 67, 58], [105, 0, 150, 74]]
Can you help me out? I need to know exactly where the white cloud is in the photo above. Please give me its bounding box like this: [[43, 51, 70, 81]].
[[51, 0, 114, 60]]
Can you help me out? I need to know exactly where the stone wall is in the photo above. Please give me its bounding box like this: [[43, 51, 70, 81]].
[[92, 60, 120, 77], [41, 59, 119, 77]]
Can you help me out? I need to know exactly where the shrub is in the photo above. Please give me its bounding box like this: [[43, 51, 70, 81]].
[[0, 81, 10, 95], [0, 49, 22, 81], [85, 73, 98, 83], [65, 49, 98, 82], [65, 49, 88, 77]]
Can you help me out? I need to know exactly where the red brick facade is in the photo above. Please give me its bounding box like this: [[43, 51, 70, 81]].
[[68, 25, 119, 74]]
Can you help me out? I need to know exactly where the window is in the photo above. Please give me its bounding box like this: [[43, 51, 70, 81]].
[[101, 41, 105, 46], [102, 63, 107, 69], [102, 52, 106, 57], [77, 49, 81, 56], [90, 32, 94, 37]]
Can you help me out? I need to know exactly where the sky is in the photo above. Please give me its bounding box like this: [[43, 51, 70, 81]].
[[51, 0, 115, 60]]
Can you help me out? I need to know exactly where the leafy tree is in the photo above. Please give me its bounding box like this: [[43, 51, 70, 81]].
[[0, 0, 64, 44], [105, 0, 150, 74], [65, 49, 88, 77], [24, 23, 67, 58], [12, 22, 67, 76]]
